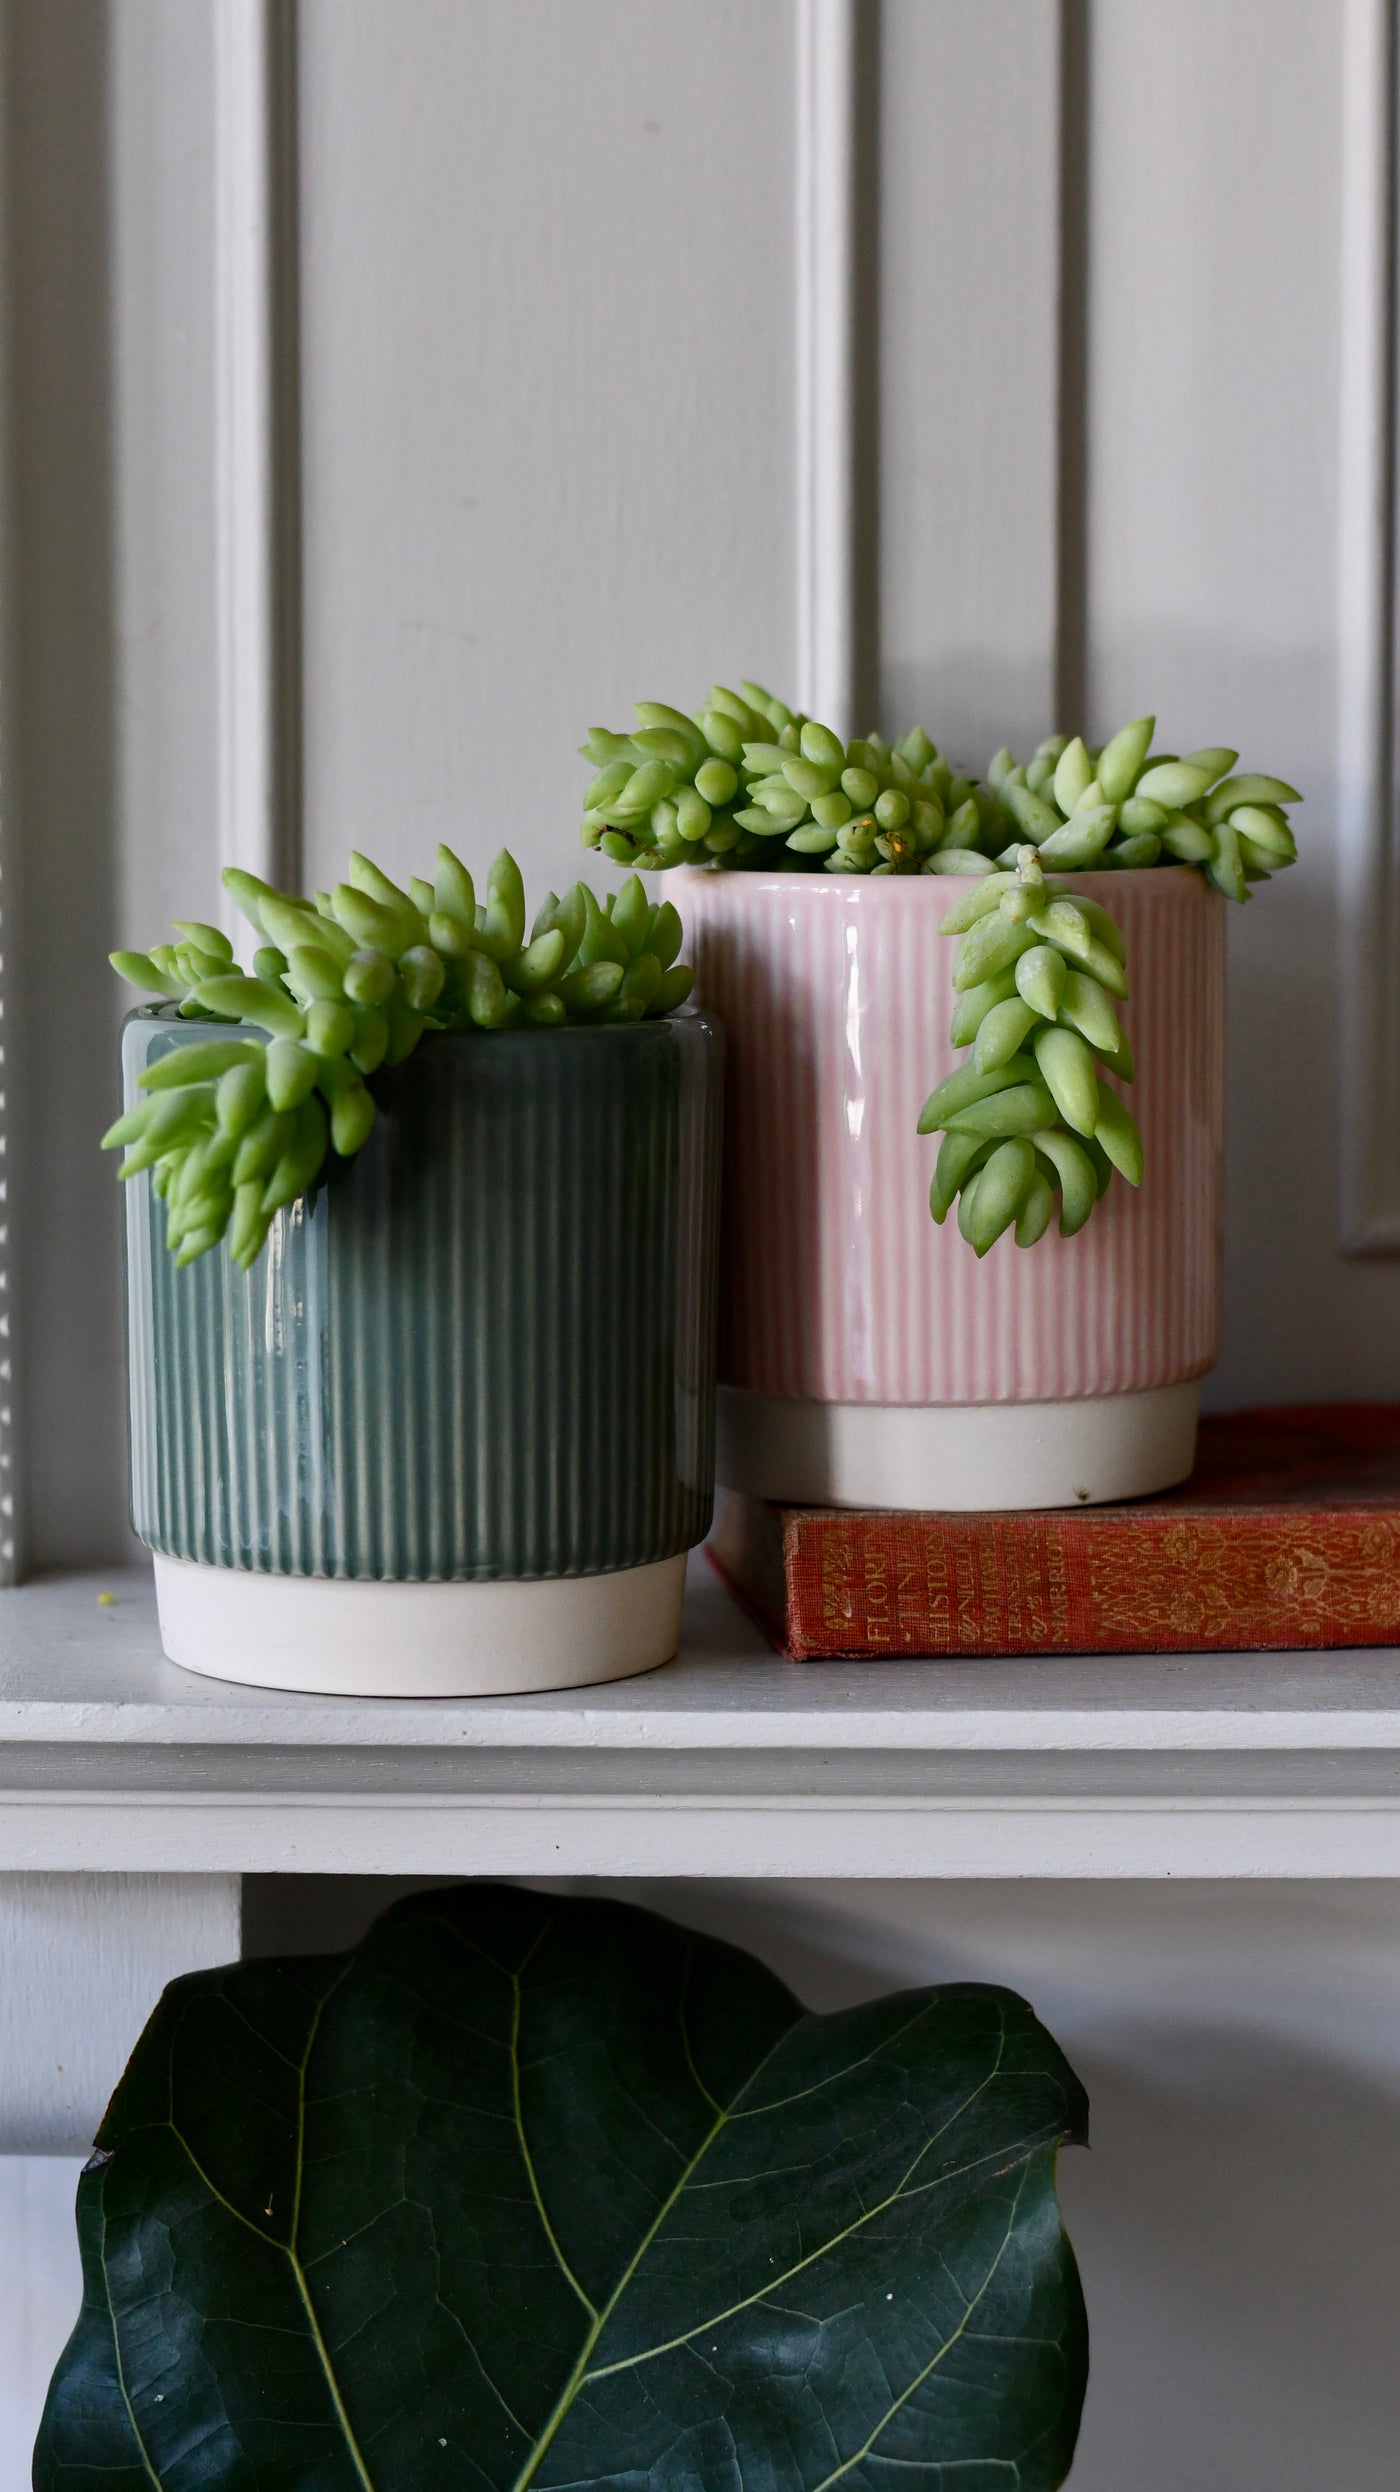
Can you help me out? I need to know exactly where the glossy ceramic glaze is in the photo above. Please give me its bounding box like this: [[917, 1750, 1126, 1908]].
[[122, 1011, 723, 1580], [681, 866, 1224, 1408]]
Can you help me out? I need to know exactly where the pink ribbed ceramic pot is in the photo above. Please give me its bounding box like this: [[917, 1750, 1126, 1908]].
[[680, 865, 1225, 1510]]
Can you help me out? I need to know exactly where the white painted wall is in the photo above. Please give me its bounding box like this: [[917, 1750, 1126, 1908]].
[[1077, 0, 1359, 1409], [6, 2, 1400, 2482], [0, 2158, 82, 2479], [297, 0, 798, 899], [879, 0, 1063, 763], [18, 0, 1400, 1541]]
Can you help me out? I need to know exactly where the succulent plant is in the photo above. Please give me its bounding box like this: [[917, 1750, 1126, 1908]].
[[106, 848, 694, 1269], [985, 718, 1299, 899], [581, 689, 1300, 899], [918, 848, 1142, 1251], [580, 683, 795, 866], [580, 684, 994, 874]]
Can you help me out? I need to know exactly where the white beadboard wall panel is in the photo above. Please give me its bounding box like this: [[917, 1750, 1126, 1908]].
[[110, 0, 222, 943], [0, 0, 15, 1588], [877, 0, 1063, 768], [795, 0, 859, 735], [0, 2158, 83, 2482], [1084, 0, 1340, 768], [296, 0, 797, 902], [5, 0, 127, 1569], [0, 1871, 241, 2152], [112, 0, 301, 934], [1336, 0, 1400, 1256], [1079, 0, 1395, 1402]]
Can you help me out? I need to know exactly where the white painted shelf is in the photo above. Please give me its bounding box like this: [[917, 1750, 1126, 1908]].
[[6, 1554, 1400, 1877]]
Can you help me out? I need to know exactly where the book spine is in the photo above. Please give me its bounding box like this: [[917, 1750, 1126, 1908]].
[[777, 1509, 1400, 1655]]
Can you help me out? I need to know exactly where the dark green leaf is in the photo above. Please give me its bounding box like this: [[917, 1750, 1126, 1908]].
[[36, 1883, 1088, 2489]]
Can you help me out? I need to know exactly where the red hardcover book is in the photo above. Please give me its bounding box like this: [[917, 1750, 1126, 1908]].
[[706, 1406, 1400, 1657]]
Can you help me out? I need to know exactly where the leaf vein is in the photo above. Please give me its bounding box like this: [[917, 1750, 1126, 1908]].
[[511, 1946, 597, 2321], [507, 2020, 794, 2492], [584, 2031, 1012, 2380]]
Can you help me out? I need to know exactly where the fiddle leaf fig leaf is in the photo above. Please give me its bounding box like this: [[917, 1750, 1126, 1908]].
[[36, 1884, 1088, 2490]]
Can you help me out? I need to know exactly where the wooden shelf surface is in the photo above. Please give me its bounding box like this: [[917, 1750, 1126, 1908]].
[[5, 1556, 1400, 1876]]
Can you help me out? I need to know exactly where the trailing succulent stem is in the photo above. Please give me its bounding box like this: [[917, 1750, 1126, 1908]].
[[106, 849, 694, 1270], [918, 848, 1143, 1254], [582, 689, 1300, 899]]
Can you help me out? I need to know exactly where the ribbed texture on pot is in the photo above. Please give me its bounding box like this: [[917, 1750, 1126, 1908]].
[[679, 866, 1223, 1406], [123, 1014, 723, 1578]]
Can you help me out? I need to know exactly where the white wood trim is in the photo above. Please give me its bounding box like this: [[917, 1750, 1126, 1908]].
[[214, 0, 280, 928], [9, 1794, 1400, 1883], [0, 1873, 241, 2154], [9, 1561, 1400, 1877], [0, 822, 14, 1586], [0, 2159, 84, 2469], [795, 0, 858, 737], [0, 30, 16, 1587], [1337, 0, 1400, 1251]]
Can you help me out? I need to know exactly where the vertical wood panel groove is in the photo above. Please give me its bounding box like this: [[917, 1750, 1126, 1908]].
[[796, 0, 858, 736], [1337, 0, 1400, 1252], [1054, 0, 1089, 732], [214, 0, 301, 918]]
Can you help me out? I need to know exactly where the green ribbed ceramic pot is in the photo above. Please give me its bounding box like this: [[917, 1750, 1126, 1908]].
[[121, 1008, 723, 1696]]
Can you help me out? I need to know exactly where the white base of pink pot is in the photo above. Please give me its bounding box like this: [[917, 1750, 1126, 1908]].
[[152, 1552, 687, 1697], [716, 1381, 1200, 1511]]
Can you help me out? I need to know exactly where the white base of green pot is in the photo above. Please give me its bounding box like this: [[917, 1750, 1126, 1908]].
[[717, 1381, 1201, 1511], [152, 1551, 688, 1697]]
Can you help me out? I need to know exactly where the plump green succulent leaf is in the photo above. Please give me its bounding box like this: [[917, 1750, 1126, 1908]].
[[35, 1884, 1088, 2492], [585, 681, 1301, 894], [108, 847, 696, 1268], [920, 846, 1139, 1248]]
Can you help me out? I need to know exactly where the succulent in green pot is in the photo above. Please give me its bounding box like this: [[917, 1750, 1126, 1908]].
[[108, 848, 694, 1267], [107, 847, 722, 1697]]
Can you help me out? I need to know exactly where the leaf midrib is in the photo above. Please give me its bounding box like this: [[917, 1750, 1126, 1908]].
[[507, 2017, 791, 2492], [509, 2006, 1030, 2488], [584, 2014, 1011, 2383]]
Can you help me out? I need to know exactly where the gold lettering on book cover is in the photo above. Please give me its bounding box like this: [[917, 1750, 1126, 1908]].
[[895, 1543, 923, 1641], [922, 1534, 953, 1651], [953, 1534, 979, 1649], [1043, 1532, 1073, 1647], [863, 1541, 892, 1645]]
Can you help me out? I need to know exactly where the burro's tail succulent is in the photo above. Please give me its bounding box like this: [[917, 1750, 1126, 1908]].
[[582, 686, 1301, 900], [580, 682, 995, 873], [105, 848, 694, 1270], [918, 847, 1142, 1253], [580, 682, 813, 868], [986, 716, 1300, 898]]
